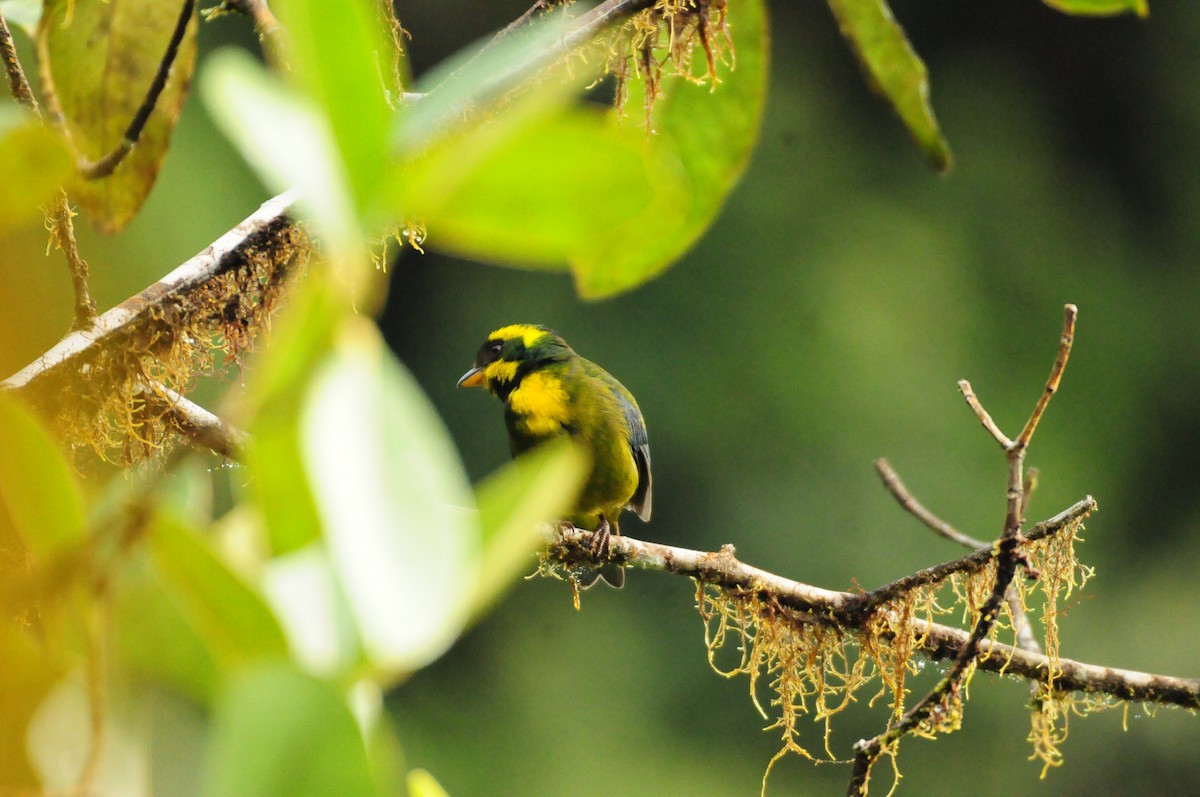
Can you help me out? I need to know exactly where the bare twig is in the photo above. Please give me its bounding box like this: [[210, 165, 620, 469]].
[[1, 8, 98, 327], [874, 458, 987, 549], [0, 9, 37, 108], [848, 306, 1078, 795], [957, 379, 1011, 449], [1016, 304, 1076, 449]]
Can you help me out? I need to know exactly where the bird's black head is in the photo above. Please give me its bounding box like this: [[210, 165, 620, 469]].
[[456, 324, 572, 399]]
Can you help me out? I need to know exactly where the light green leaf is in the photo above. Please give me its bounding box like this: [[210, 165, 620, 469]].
[[1041, 0, 1147, 15], [825, 0, 952, 172], [0, 0, 42, 33], [572, 0, 769, 298], [272, 0, 391, 213], [38, 0, 197, 232], [147, 514, 288, 667], [0, 620, 66, 789], [203, 664, 383, 797], [199, 49, 362, 266], [407, 769, 452, 797], [115, 560, 219, 703], [0, 105, 70, 233], [242, 276, 343, 556], [261, 545, 362, 678], [0, 391, 85, 562], [471, 439, 588, 615], [300, 318, 478, 676]]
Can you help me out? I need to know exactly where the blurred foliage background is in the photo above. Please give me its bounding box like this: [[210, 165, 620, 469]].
[[3, 1, 1198, 795]]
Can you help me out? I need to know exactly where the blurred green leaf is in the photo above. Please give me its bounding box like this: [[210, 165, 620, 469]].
[[0, 621, 65, 790], [200, 49, 362, 263], [116, 559, 219, 703], [0, 391, 84, 562], [0, 0, 42, 33], [1041, 0, 1148, 15], [261, 545, 363, 678], [471, 439, 588, 615], [272, 0, 391, 212], [0, 106, 70, 233], [398, 102, 677, 268], [573, 0, 769, 298], [147, 514, 288, 667], [203, 664, 387, 797], [242, 276, 343, 556], [38, 0, 197, 232], [825, 0, 952, 172], [408, 769, 452, 797], [300, 318, 479, 677]]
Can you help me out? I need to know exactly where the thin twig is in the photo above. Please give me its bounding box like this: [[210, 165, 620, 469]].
[[1, 8, 98, 326], [874, 458, 987, 548], [1015, 304, 1077, 449], [74, 0, 197, 180], [957, 378, 1011, 448], [0, 9, 37, 108]]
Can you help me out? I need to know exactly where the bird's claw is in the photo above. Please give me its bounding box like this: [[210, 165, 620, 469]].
[[589, 514, 612, 561]]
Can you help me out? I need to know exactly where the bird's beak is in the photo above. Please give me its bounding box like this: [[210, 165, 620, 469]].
[[457, 366, 486, 388]]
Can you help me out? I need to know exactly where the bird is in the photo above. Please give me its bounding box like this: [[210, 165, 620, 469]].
[[457, 324, 651, 588]]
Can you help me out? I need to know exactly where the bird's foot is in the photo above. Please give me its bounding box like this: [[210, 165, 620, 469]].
[[589, 514, 612, 560]]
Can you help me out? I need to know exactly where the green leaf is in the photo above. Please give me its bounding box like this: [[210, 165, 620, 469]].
[[407, 769, 452, 797], [115, 559, 220, 703], [200, 49, 361, 262], [272, 0, 392, 214], [38, 0, 197, 232], [300, 318, 479, 677], [0, 0, 42, 33], [147, 514, 288, 668], [0, 620, 66, 790], [203, 664, 385, 797], [825, 0, 952, 173], [242, 276, 343, 556], [571, 0, 769, 298], [0, 391, 85, 563], [471, 439, 588, 615], [0, 106, 70, 233], [397, 101, 679, 268], [1040, 0, 1148, 15]]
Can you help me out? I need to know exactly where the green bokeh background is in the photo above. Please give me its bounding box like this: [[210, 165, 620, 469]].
[[3, 1, 1199, 795]]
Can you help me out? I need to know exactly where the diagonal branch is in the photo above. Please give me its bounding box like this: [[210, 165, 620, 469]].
[[0, 190, 299, 392]]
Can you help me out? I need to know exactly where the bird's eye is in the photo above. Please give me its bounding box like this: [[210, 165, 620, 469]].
[[487, 340, 503, 357]]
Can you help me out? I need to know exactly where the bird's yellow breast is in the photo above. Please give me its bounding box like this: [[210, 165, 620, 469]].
[[508, 371, 571, 436]]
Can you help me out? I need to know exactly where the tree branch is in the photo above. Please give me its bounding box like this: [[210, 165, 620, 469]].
[[547, 523, 1199, 710], [1, 190, 299, 392]]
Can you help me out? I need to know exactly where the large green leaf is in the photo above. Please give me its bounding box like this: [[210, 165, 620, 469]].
[[825, 0, 951, 172], [240, 276, 343, 556], [0, 392, 84, 563], [1041, 0, 1147, 15], [471, 439, 588, 616], [272, 0, 392, 214], [396, 101, 681, 269], [571, 0, 769, 297], [0, 106, 70, 234], [203, 664, 387, 797], [38, 0, 197, 232], [300, 318, 479, 677]]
